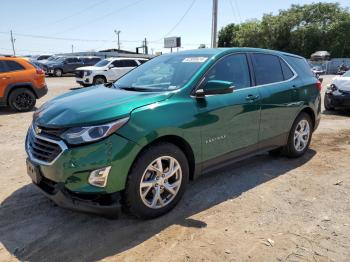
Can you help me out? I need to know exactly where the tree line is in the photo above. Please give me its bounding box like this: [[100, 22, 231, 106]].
[[218, 2, 350, 58]]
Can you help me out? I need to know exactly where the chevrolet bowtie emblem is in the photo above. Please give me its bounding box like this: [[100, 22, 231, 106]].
[[34, 125, 42, 135]]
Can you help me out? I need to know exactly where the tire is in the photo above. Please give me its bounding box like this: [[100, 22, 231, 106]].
[[93, 76, 106, 85], [123, 142, 189, 219], [282, 112, 313, 158], [8, 88, 36, 112], [54, 68, 63, 77], [324, 94, 334, 111]]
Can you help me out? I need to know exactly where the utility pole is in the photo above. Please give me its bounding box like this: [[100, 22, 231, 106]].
[[71, 44, 74, 53], [211, 0, 218, 48], [114, 30, 121, 50], [144, 37, 148, 55], [10, 30, 16, 56]]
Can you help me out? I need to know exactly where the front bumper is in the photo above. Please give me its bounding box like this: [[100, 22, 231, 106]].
[[25, 128, 141, 214], [326, 90, 350, 109], [33, 171, 121, 217]]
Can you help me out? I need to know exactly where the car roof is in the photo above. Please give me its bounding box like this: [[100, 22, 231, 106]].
[[105, 57, 146, 61], [169, 48, 304, 59]]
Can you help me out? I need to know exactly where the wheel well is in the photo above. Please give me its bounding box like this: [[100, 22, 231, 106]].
[[7, 85, 37, 103], [300, 107, 316, 129], [94, 75, 107, 82], [138, 135, 196, 181]]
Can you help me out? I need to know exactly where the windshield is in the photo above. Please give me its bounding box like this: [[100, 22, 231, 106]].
[[114, 53, 212, 91], [95, 59, 110, 67]]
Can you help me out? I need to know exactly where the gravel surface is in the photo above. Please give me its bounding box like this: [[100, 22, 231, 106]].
[[0, 75, 349, 262]]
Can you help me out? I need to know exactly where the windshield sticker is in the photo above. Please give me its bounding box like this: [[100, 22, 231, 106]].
[[182, 57, 208, 63]]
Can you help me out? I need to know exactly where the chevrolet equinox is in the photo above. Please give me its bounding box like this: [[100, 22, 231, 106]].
[[25, 48, 321, 219]]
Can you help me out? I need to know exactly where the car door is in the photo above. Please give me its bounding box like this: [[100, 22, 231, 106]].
[[65, 58, 83, 73], [250, 53, 300, 148], [0, 60, 26, 101], [197, 53, 261, 166]]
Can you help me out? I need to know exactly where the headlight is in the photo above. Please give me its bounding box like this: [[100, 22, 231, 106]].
[[85, 70, 92, 76], [61, 117, 129, 145]]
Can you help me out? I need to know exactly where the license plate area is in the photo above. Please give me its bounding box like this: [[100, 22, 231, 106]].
[[26, 159, 42, 184]]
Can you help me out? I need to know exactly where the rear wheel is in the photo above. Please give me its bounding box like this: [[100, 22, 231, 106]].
[[93, 76, 106, 85], [123, 142, 189, 219], [8, 88, 36, 112], [283, 112, 313, 158]]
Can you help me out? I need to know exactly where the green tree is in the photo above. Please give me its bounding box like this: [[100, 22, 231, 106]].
[[218, 2, 350, 58]]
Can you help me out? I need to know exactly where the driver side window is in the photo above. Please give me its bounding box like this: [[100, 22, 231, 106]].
[[206, 54, 251, 89]]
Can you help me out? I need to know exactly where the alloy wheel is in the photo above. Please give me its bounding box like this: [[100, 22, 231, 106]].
[[14, 93, 35, 111], [139, 156, 182, 209], [294, 119, 310, 152]]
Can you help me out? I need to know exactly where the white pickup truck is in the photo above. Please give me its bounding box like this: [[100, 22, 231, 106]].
[[75, 57, 148, 86]]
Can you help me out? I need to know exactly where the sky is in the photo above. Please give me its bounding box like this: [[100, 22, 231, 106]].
[[0, 0, 349, 55]]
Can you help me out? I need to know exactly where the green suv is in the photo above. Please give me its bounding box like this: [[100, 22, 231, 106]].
[[25, 48, 321, 218]]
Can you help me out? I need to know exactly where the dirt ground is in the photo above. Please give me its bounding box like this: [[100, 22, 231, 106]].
[[0, 75, 349, 262]]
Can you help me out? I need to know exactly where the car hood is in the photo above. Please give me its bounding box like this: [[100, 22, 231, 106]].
[[332, 77, 350, 91], [76, 66, 103, 71], [45, 61, 61, 67], [34, 86, 173, 127]]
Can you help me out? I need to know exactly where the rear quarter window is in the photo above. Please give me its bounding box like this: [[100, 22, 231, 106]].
[[283, 55, 314, 77]]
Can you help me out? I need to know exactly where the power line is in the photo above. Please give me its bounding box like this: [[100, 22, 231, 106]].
[[233, 0, 242, 23], [0, 31, 142, 43], [55, 0, 146, 35], [150, 0, 197, 43]]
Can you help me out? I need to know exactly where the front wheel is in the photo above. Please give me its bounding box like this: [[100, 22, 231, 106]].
[[123, 142, 189, 219], [324, 94, 334, 111], [283, 112, 313, 158], [54, 68, 63, 77]]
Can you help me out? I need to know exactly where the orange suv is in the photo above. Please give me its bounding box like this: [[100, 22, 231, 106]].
[[0, 56, 47, 112]]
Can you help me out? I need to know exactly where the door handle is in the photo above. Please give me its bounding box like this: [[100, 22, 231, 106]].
[[245, 94, 259, 101]]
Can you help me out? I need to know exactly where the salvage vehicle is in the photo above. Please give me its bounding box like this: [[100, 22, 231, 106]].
[[75, 57, 148, 86], [324, 70, 350, 110], [25, 48, 321, 218], [0, 56, 47, 112]]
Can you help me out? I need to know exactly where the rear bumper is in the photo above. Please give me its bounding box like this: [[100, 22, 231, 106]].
[[33, 174, 121, 217], [34, 85, 48, 99]]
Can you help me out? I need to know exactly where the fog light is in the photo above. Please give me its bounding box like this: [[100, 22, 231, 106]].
[[88, 166, 111, 188]]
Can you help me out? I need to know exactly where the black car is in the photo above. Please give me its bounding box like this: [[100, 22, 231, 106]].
[[324, 71, 350, 110], [44, 56, 101, 77]]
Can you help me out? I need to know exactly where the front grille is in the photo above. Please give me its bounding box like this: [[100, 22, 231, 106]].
[[75, 70, 84, 78], [26, 127, 66, 165], [37, 125, 66, 139]]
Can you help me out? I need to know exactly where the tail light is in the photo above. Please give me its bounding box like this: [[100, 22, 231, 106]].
[[315, 81, 322, 91], [36, 68, 45, 75]]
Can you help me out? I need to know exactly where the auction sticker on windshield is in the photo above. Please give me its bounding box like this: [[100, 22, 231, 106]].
[[182, 57, 208, 63]]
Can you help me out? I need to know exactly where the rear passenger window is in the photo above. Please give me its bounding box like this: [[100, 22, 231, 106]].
[[0, 61, 6, 73], [280, 59, 294, 80], [252, 54, 284, 85], [121, 60, 138, 67], [206, 54, 251, 89], [3, 61, 25, 72]]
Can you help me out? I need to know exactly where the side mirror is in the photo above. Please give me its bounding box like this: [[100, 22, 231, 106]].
[[195, 80, 234, 98], [108, 64, 115, 69]]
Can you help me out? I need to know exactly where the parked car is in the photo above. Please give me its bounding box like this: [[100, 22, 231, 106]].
[[311, 65, 325, 76], [75, 57, 148, 86], [324, 70, 350, 110], [25, 48, 321, 218], [44, 56, 101, 77], [0, 56, 47, 112], [30, 54, 52, 62]]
